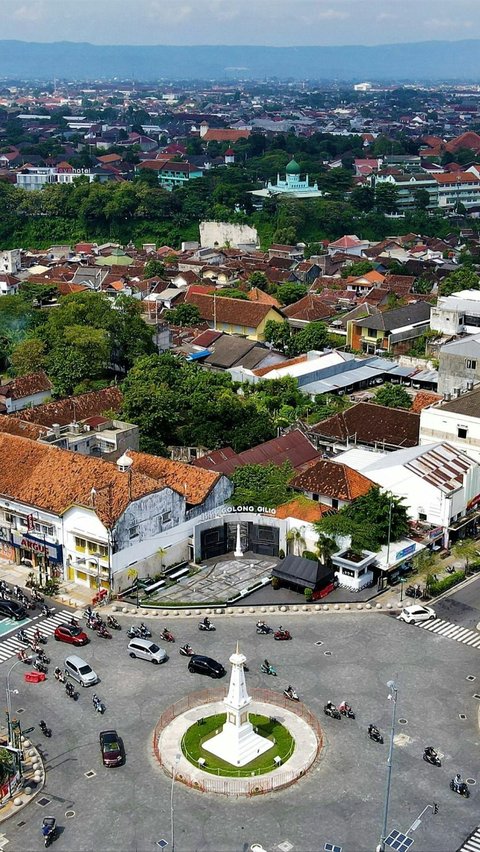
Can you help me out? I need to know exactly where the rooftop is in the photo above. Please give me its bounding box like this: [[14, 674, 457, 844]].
[[193, 429, 319, 476], [127, 450, 221, 505], [20, 386, 123, 427], [310, 401, 420, 448], [290, 458, 375, 501]]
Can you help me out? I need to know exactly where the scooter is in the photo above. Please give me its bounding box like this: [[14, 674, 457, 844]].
[[450, 779, 470, 798], [423, 747, 441, 766], [31, 589, 44, 603], [92, 694, 105, 714], [33, 659, 48, 674], [54, 667, 65, 683], [36, 650, 50, 665], [339, 704, 355, 719], [42, 816, 57, 848], [260, 662, 277, 676], [17, 650, 32, 664], [39, 720, 52, 738], [127, 625, 141, 639], [179, 644, 194, 657], [65, 682, 78, 701], [160, 628, 175, 642], [368, 725, 384, 743], [96, 625, 112, 639], [16, 630, 29, 644], [274, 629, 292, 641], [324, 704, 341, 720], [198, 620, 215, 631], [33, 631, 48, 645], [256, 622, 273, 634], [107, 615, 121, 630], [41, 605, 55, 617], [139, 623, 151, 638], [284, 687, 299, 701]]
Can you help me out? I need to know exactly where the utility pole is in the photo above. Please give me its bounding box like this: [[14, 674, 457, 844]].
[[377, 680, 398, 852]]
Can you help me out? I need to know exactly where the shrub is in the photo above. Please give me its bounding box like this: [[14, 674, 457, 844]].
[[302, 550, 318, 561], [428, 570, 465, 596], [271, 576, 281, 590], [304, 587, 313, 601]]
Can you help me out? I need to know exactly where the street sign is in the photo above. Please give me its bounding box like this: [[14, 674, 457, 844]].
[[385, 830, 414, 852], [22, 727, 35, 735]]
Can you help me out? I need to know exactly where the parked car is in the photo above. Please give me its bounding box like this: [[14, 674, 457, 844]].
[[398, 604, 436, 624], [64, 655, 98, 686], [127, 638, 167, 664], [187, 655, 226, 678], [54, 624, 89, 646], [99, 730, 123, 767], [0, 599, 27, 621]]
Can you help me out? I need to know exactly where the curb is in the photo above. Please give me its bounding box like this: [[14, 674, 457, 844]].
[[0, 738, 45, 823], [108, 601, 403, 618]]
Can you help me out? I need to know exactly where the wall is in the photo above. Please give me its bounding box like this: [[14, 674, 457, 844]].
[[438, 352, 480, 395], [199, 221, 258, 250], [7, 389, 51, 413], [419, 407, 480, 462], [186, 477, 233, 522]]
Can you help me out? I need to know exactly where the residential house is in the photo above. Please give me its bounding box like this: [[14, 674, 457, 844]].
[[267, 244, 304, 262], [0, 372, 52, 414], [431, 289, 480, 336], [19, 386, 124, 427], [290, 457, 375, 510], [135, 160, 203, 189], [0, 249, 21, 275], [192, 429, 320, 476], [327, 235, 369, 257], [308, 401, 420, 453], [183, 290, 285, 341], [0, 274, 20, 296], [283, 294, 333, 329], [437, 334, 480, 395], [347, 302, 431, 354], [419, 386, 480, 462]]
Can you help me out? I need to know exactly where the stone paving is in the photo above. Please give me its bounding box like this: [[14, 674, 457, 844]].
[[148, 556, 277, 604]]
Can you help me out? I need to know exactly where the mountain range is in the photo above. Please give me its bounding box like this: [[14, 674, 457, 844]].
[[1, 40, 480, 82]]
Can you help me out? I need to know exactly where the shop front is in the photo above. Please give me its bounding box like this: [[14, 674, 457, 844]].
[[10, 531, 63, 582]]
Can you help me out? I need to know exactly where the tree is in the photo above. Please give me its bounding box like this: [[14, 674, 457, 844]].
[[440, 267, 479, 297], [288, 322, 328, 356], [341, 260, 375, 279], [19, 282, 58, 305], [10, 338, 47, 376], [248, 271, 269, 291], [374, 383, 412, 410], [216, 288, 248, 300], [286, 526, 307, 556], [413, 188, 431, 211], [143, 259, 165, 279], [316, 486, 410, 553], [48, 326, 110, 396], [452, 538, 478, 575], [264, 319, 292, 353], [276, 282, 308, 306], [375, 183, 399, 213], [350, 185, 375, 212], [164, 304, 202, 326], [316, 534, 337, 566], [230, 462, 293, 508]]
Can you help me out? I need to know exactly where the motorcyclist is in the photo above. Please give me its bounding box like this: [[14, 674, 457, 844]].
[[454, 773, 462, 791], [424, 745, 437, 758], [203, 616, 210, 628], [368, 723, 378, 736], [263, 659, 271, 672], [182, 643, 192, 653], [285, 685, 294, 697], [339, 700, 351, 714], [17, 649, 27, 662], [326, 700, 336, 713]]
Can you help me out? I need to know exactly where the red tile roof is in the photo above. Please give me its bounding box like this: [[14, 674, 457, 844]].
[[0, 371, 52, 400], [311, 401, 420, 448], [127, 450, 221, 505], [411, 391, 442, 413], [184, 290, 283, 328], [192, 429, 319, 476], [0, 414, 48, 440], [290, 459, 375, 502], [283, 294, 333, 322], [20, 386, 123, 427], [275, 496, 329, 522]]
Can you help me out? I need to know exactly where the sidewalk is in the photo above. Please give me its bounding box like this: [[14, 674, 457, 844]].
[[0, 730, 45, 824]]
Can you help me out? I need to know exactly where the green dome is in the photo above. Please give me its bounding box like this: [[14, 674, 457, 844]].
[[286, 157, 301, 175]]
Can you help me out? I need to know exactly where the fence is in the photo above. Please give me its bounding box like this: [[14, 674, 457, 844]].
[[153, 687, 323, 797]]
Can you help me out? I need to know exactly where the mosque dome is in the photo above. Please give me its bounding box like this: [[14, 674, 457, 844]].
[[286, 158, 301, 175]]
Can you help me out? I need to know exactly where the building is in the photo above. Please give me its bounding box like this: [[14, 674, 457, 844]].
[[16, 165, 100, 190], [135, 160, 203, 189], [433, 172, 480, 210], [347, 302, 431, 355], [419, 386, 480, 462], [327, 235, 370, 257], [371, 173, 438, 210], [308, 401, 420, 453], [437, 334, 480, 395], [183, 291, 285, 342], [0, 249, 21, 275], [337, 441, 480, 546], [290, 458, 375, 510], [193, 428, 320, 476], [250, 158, 323, 199], [0, 372, 52, 414], [430, 289, 480, 336], [0, 274, 19, 296], [0, 434, 232, 591]]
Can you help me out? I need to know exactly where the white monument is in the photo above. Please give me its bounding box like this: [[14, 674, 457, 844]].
[[203, 644, 272, 766], [234, 523, 243, 558]]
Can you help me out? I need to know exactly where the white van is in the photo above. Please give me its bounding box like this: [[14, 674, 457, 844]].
[[127, 638, 167, 664], [64, 655, 98, 687]]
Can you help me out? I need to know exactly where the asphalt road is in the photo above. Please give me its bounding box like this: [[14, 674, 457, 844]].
[[433, 574, 480, 629], [1, 609, 479, 852]]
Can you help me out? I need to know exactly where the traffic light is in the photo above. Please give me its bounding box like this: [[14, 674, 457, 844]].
[[433, 803, 439, 814]]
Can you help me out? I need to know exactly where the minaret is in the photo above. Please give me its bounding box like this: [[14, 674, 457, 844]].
[[203, 643, 272, 766]]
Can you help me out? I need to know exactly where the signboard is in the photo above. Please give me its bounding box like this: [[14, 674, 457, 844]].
[[395, 543, 416, 561], [11, 531, 63, 563], [428, 527, 443, 540]]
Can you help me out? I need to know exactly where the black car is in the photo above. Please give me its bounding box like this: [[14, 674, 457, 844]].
[[0, 599, 27, 621], [99, 730, 123, 767], [188, 655, 226, 678]]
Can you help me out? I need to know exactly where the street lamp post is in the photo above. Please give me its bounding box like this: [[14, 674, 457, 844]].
[[170, 752, 181, 852], [378, 680, 398, 852]]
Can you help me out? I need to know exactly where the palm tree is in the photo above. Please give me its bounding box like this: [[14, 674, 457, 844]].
[[316, 534, 337, 566], [157, 547, 168, 575], [452, 538, 478, 576], [286, 527, 306, 557], [127, 567, 139, 606]]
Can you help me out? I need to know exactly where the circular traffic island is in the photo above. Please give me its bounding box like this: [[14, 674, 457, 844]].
[[182, 712, 294, 776]]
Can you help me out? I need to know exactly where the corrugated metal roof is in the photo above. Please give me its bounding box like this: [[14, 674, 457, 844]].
[[412, 369, 438, 383], [187, 349, 211, 361]]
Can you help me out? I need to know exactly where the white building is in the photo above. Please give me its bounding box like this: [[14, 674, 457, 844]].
[[430, 289, 480, 336], [0, 249, 21, 275], [420, 387, 480, 463], [251, 158, 323, 199], [16, 166, 98, 191], [336, 441, 480, 546]]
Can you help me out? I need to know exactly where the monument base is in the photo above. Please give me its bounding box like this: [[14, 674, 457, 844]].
[[203, 721, 273, 767]]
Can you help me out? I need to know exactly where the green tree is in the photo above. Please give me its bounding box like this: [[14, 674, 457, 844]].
[[143, 259, 165, 279], [48, 326, 109, 396], [276, 282, 308, 306], [350, 185, 375, 212], [316, 534, 337, 566], [248, 271, 269, 291], [375, 183, 399, 213], [413, 188, 431, 211], [341, 260, 375, 279], [264, 319, 292, 353], [19, 282, 59, 305], [440, 267, 479, 297], [164, 304, 202, 326], [216, 288, 248, 300], [288, 322, 328, 356], [374, 383, 412, 409], [230, 462, 293, 508], [10, 338, 47, 376], [316, 486, 409, 552], [452, 538, 478, 575]]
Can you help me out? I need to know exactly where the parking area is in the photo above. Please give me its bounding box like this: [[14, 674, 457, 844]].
[[1, 609, 479, 852]]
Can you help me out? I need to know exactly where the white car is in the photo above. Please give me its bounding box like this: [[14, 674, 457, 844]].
[[398, 605, 436, 624]]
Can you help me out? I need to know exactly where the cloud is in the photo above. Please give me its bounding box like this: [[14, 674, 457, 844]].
[[12, 1, 45, 22]]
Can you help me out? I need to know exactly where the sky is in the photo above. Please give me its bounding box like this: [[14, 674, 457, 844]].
[[3, 0, 480, 46]]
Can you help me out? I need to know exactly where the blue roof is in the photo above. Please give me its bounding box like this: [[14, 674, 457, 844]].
[[187, 349, 211, 361]]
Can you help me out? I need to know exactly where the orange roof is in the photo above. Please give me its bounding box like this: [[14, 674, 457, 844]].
[[411, 391, 442, 413], [247, 287, 280, 307], [0, 414, 47, 441], [253, 354, 308, 378], [202, 129, 250, 143], [275, 497, 329, 523], [434, 172, 480, 185], [290, 459, 375, 502], [351, 269, 385, 284], [128, 450, 222, 505]]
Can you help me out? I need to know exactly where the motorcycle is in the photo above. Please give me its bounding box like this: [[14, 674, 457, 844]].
[[33, 631, 47, 645], [139, 623, 151, 638], [69, 617, 79, 628], [423, 747, 441, 767], [127, 625, 141, 639], [324, 704, 341, 720], [17, 649, 32, 664], [33, 659, 48, 674], [160, 628, 175, 643], [339, 704, 355, 719], [31, 589, 44, 603], [405, 585, 421, 598], [16, 630, 29, 644], [179, 644, 194, 657], [42, 816, 57, 848], [92, 694, 105, 714], [107, 615, 121, 630], [274, 629, 292, 641], [41, 605, 55, 617], [198, 620, 216, 631], [96, 625, 112, 639], [83, 607, 93, 620], [39, 720, 52, 738], [450, 779, 470, 797], [368, 725, 384, 743], [36, 650, 50, 665], [284, 687, 299, 701], [256, 622, 273, 635], [54, 667, 65, 683], [260, 662, 277, 676], [65, 682, 78, 701]]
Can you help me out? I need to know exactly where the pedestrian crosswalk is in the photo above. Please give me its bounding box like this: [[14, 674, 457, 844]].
[[0, 610, 73, 663], [417, 618, 480, 648], [457, 826, 480, 852]]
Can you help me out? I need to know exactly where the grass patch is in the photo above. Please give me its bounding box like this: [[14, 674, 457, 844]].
[[181, 712, 295, 776]]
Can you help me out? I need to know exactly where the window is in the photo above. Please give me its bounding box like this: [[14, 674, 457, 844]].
[[5, 513, 13, 524], [457, 426, 468, 439], [465, 358, 477, 369], [331, 498, 339, 510], [162, 511, 171, 524], [418, 513, 427, 521], [34, 522, 54, 537], [75, 537, 86, 551], [129, 525, 139, 540]]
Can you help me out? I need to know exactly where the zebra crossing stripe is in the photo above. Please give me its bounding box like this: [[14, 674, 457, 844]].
[[457, 827, 480, 852], [0, 611, 73, 664], [425, 620, 450, 632]]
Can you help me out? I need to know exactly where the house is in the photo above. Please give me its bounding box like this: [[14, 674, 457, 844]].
[[198, 124, 250, 143], [0, 372, 52, 414], [420, 386, 480, 462], [0, 433, 232, 591], [19, 386, 124, 427], [347, 302, 431, 354], [0, 249, 21, 275], [282, 294, 333, 328], [268, 244, 304, 262], [0, 274, 20, 296], [433, 172, 480, 210], [327, 235, 369, 257], [290, 457, 375, 509], [135, 160, 203, 189], [431, 289, 480, 336], [308, 401, 420, 453], [192, 428, 320, 476], [437, 334, 480, 396], [337, 441, 480, 547], [183, 290, 285, 342]]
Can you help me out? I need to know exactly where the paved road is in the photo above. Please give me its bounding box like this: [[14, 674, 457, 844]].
[[0, 611, 478, 852], [434, 575, 480, 630], [0, 610, 74, 664], [457, 826, 480, 852]]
